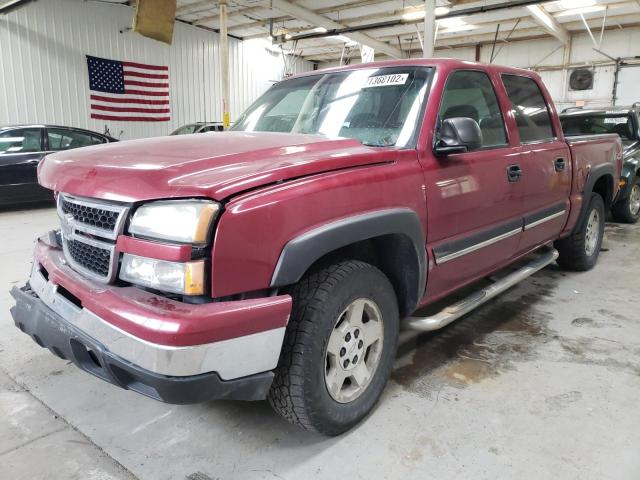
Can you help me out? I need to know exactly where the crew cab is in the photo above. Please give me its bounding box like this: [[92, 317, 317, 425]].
[[561, 104, 640, 222], [10, 59, 622, 436]]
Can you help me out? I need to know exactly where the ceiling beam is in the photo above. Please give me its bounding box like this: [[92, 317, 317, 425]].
[[226, 0, 394, 33], [269, 0, 403, 58], [527, 4, 571, 44]]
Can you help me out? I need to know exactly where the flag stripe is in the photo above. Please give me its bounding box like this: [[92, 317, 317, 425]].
[[90, 94, 169, 105], [122, 61, 168, 71], [124, 89, 169, 97], [123, 71, 169, 80], [91, 113, 171, 122], [91, 104, 171, 114], [122, 80, 169, 88]]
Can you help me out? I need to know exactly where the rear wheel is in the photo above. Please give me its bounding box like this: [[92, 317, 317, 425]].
[[555, 193, 605, 271], [611, 178, 640, 224], [268, 260, 399, 436]]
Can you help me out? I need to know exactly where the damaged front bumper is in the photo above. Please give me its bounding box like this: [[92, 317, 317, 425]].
[[9, 237, 292, 404]]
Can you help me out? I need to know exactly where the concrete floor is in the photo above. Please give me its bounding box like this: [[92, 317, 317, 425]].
[[1, 204, 639, 480]]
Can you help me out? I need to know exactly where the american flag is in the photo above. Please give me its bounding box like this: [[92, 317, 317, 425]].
[[86, 55, 170, 122]]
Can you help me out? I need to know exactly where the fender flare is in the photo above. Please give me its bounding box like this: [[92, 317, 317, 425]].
[[270, 208, 426, 301], [578, 163, 614, 225]]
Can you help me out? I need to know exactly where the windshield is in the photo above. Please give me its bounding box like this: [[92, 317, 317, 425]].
[[231, 67, 432, 148], [561, 114, 637, 141]]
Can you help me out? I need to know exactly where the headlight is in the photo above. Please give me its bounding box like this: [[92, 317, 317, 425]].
[[129, 199, 219, 244], [120, 254, 205, 295]]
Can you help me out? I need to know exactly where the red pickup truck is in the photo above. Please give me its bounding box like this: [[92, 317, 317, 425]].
[[10, 59, 622, 435]]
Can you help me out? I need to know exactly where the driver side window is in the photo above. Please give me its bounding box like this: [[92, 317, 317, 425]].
[[439, 70, 507, 150]]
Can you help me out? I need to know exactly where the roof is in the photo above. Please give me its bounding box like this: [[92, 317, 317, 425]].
[[560, 105, 640, 117], [290, 57, 543, 80]]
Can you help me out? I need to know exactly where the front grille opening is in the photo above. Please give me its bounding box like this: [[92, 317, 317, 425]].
[[67, 239, 111, 278], [57, 284, 82, 309], [61, 198, 119, 231]]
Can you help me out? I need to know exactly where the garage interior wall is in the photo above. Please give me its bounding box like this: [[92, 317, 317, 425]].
[[0, 0, 313, 140]]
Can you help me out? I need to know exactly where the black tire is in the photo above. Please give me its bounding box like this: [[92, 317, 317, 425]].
[[268, 260, 399, 436], [555, 193, 605, 271], [611, 178, 640, 224]]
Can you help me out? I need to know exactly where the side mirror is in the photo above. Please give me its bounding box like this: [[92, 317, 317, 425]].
[[434, 117, 483, 156]]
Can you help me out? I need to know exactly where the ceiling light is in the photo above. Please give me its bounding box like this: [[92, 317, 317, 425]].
[[440, 24, 476, 33], [402, 10, 425, 20], [313, 26, 328, 33], [285, 33, 292, 40], [555, 5, 606, 16], [333, 34, 358, 46], [402, 6, 451, 21], [437, 17, 466, 28], [558, 0, 596, 8]]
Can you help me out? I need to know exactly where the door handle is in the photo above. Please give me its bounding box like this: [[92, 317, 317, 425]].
[[507, 164, 522, 182], [554, 157, 566, 172]]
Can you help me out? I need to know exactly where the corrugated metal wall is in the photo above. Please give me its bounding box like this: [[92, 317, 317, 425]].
[[0, 0, 313, 139]]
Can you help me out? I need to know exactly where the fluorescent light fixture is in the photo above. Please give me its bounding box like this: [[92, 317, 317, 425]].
[[402, 10, 425, 20], [333, 34, 358, 46], [437, 17, 466, 28], [313, 26, 328, 33], [555, 5, 606, 16], [402, 6, 451, 20], [441, 24, 476, 33], [559, 0, 596, 8]]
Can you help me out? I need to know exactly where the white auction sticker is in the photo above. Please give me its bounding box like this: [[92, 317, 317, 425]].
[[362, 73, 409, 88]]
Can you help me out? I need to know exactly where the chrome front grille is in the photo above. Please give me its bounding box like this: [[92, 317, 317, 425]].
[[57, 194, 130, 283], [60, 197, 120, 232], [66, 239, 112, 277]]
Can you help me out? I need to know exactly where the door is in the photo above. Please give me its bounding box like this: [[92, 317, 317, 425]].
[[500, 74, 571, 253], [0, 127, 46, 203], [423, 70, 525, 299]]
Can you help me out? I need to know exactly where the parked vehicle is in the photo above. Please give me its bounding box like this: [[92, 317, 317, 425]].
[[0, 125, 117, 206], [10, 59, 622, 435], [561, 104, 640, 222], [171, 122, 224, 135]]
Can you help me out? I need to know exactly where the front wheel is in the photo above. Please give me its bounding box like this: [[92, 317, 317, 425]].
[[268, 260, 399, 436], [555, 193, 605, 271], [611, 178, 640, 223]]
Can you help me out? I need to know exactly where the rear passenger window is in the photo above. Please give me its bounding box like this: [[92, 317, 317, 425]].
[[439, 70, 507, 149], [501, 75, 554, 143]]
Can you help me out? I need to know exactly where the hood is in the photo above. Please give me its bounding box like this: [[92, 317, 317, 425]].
[[38, 131, 394, 203]]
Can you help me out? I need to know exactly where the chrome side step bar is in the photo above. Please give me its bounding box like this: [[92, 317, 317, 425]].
[[403, 248, 559, 332]]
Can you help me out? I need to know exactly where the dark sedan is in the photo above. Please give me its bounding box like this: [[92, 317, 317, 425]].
[[0, 125, 117, 206]]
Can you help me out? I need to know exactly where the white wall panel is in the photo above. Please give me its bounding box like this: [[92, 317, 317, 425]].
[[0, 0, 313, 139]]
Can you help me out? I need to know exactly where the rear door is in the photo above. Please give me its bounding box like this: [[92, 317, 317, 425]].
[[424, 69, 525, 298], [45, 127, 107, 151], [500, 74, 571, 253], [0, 127, 45, 190]]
